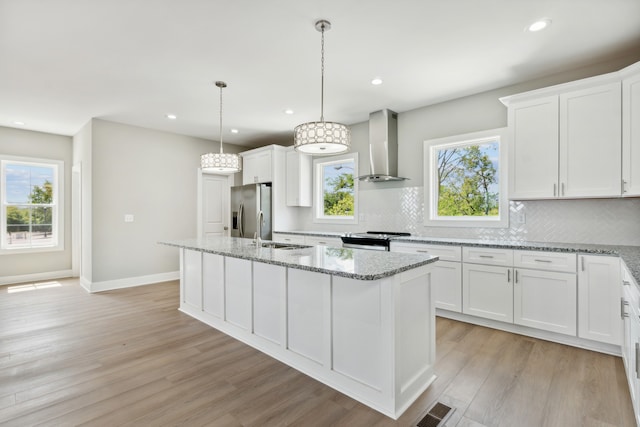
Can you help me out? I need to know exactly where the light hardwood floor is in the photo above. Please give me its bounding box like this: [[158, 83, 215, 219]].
[[0, 279, 635, 426]]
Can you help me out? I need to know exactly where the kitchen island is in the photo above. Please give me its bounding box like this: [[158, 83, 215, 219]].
[[160, 237, 439, 419]]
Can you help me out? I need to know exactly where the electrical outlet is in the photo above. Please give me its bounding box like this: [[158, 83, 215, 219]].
[[124, 214, 134, 223], [516, 212, 526, 224]]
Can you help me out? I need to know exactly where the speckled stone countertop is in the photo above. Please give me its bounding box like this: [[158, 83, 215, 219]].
[[273, 231, 640, 286], [160, 237, 438, 281]]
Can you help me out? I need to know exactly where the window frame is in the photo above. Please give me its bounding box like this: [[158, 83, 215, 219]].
[[423, 128, 508, 228], [313, 152, 359, 225], [1, 155, 65, 254]]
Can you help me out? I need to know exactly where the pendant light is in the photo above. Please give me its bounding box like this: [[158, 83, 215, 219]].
[[294, 20, 350, 155], [201, 81, 242, 173]]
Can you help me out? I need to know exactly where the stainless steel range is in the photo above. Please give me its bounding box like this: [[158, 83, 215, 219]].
[[341, 231, 411, 251]]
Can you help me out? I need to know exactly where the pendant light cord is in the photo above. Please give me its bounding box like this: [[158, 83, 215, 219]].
[[219, 83, 224, 154], [320, 23, 325, 123]]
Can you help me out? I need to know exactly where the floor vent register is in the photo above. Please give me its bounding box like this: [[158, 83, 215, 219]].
[[416, 402, 454, 427]]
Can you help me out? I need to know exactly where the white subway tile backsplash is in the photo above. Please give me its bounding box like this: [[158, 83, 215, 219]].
[[299, 186, 640, 246]]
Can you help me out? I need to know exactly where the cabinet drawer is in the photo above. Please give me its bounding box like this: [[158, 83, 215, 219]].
[[391, 242, 461, 262], [305, 236, 342, 247], [514, 250, 577, 273], [622, 262, 640, 311], [463, 246, 513, 266], [271, 233, 306, 244]]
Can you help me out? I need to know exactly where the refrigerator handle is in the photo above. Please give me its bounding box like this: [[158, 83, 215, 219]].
[[239, 203, 244, 237]]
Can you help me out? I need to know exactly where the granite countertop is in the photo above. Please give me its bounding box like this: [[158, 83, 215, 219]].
[[160, 237, 438, 281], [273, 231, 640, 285]]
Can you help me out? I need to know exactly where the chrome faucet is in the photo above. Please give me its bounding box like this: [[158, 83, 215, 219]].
[[256, 210, 264, 246]]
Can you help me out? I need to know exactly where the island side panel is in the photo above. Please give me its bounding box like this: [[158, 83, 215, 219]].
[[225, 257, 252, 330], [287, 268, 330, 366], [394, 264, 436, 416], [183, 249, 202, 310], [253, 262, 285, 345], [202, 252, 224, 319]]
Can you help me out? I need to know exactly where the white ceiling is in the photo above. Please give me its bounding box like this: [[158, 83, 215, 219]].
[[2, 0, 640, 147]]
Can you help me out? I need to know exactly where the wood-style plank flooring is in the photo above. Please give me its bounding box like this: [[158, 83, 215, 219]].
[[0, 279, 635, 426]]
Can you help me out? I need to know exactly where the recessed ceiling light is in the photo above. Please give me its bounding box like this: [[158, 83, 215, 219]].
[[230, 129, 239, 134], [371, 78, 383, 85], [12, 121, 25, 126], [527, 18, 552, 32], [165, 113, 177, 120], [284, 109, 294, 115]]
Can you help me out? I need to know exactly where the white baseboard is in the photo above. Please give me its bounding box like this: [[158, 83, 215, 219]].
[[0, 269, 73, 286], [86, 271, 180, 293]]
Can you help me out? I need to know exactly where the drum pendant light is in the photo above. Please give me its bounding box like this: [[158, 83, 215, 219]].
[[294, 20, 350, 155], [201, 81, 242, 173]]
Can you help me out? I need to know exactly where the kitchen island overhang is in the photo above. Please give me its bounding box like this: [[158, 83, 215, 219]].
[[160, 237, 439, 419]]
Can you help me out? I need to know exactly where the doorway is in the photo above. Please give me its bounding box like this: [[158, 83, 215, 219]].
[[197, 171, 234, 239]]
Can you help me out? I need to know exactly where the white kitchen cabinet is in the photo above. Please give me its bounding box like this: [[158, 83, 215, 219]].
[[504, 78, 622, 199], [391, 242, 462, 312], [508, 96, 559, 199], [622, 64, 640, 196], [463, 246, 514, 267], [513, 251, 577, 335], [578, 254, 621, 345], [559, 82, 622, 198], [242, 147, 273, 184], [513, 268, 576, 336], [621, 261, 640, 425], [286, 148, 312, 206], [463, 263, 513, 323]]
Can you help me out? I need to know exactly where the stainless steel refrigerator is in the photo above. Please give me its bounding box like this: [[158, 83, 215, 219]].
[[230, 183, 272, 240]]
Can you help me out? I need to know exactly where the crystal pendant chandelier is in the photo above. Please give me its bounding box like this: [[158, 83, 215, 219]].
[[294, 20, 350, 155], [201, 81, 242, 173]]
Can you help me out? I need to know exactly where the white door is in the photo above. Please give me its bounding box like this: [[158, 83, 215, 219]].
[[198, 172, 232, 239]]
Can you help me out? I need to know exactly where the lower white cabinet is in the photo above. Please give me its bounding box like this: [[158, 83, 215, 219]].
[[304, 235, 342, 247], [578, 254, 622, 345], [271, 232, 306, 245], [621, 262, 640, 426], [463, 263, 513, 323], [391, 242, 462, 312], [225, 257, 252, 330], [513, 268, 577, 335]]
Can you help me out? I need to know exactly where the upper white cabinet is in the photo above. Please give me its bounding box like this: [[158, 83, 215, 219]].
[[559, 82, 622, 198], [242, 147, 273, 184], [508, 96, 559, 199], [505, 79, 622, 199], [622, 63, 640, 196], [285, 148, 312, 207]]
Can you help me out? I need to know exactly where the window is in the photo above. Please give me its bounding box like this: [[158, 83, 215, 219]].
[[424, 128, 508, 228], [313, 152, 358, 224], [1, 157, 64, 253]]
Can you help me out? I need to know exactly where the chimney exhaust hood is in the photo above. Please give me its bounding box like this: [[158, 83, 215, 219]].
[[357, 109, 408, 182]]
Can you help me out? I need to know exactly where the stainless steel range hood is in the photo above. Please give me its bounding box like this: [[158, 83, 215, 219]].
[[357, 109, 408, 182]]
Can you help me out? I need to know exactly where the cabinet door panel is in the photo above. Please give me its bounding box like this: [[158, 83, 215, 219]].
[[203, 252, 224, 318], [433, 261, 462, 312], [508, 96, 559, 199], [463, 264, 513, 322], [183, 249, 202, 309], [578, 255, 621, 345], [514, 268, 576, 335], [623, 71, 640, 196], [225, 257, 252, 330], [560, 82, 622, 197], [253, 263, 285, 344]]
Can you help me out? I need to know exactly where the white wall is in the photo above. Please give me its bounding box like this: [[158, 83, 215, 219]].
[[0, 126, 73, 281], [88, 119, 243, 287], [292, 54, 640, 245]]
